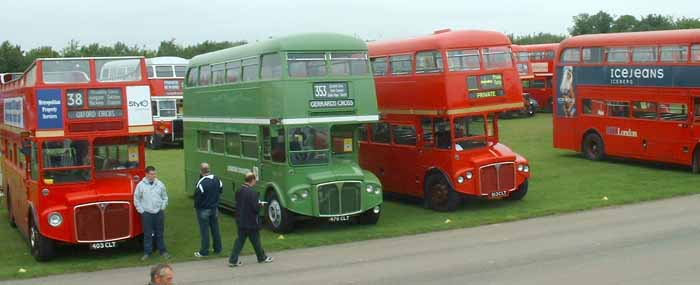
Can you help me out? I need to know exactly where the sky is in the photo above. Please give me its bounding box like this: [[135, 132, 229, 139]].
[[1, 0, 698, 50]]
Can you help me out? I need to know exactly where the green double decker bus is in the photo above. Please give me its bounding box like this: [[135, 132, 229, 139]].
[[183, 33, 383, 232]]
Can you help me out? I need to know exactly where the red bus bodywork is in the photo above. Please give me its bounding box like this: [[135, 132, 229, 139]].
[[146, 57, 188, 149], [552, 29, 700, 172], [1, 57, 154, 260], [361, 29, 531, 211], [518, 43, 558, 111]]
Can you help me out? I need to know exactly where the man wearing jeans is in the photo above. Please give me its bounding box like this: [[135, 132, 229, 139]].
[[194, 162, 223, 257], [228, 172, 273, 267], [134, 166, 170, 261]]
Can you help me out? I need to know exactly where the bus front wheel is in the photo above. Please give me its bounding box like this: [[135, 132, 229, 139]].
[[692, 148, 700, 174], [29, 217, 55, 261], [506, 180, 528, 201], [425, 174, 460, 212], [265, 191, 295, 233], [583, 133, 606, 161]]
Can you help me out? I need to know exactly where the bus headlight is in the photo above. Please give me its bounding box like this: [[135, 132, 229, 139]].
[[48, 212, 63, 227], [466, 171, 473, 180], [523, 165, 530, 173], [366, 184, 374, 193], [300, 190, 309, 199], [290, 194, 299, 202], [374, 185, 381, 195], [457, 176, 465, 184], [164, 128, 170, 134], [517, 164, 524, 172]]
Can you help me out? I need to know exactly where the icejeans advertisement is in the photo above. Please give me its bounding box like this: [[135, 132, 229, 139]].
[[126, 85, 153, 126]]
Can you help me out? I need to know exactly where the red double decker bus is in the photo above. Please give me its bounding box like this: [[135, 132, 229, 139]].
[[145, 57, 188, 149], [1, 57, 154, 260], [518, 43, 558, 111], [361, 29, 531, 211], [552, 29, 700, 173]]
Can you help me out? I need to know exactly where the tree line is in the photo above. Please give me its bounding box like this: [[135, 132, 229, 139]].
[[511, 11, 700, 45], [0, 39, 246, 73], [3, 11, 700, 73]]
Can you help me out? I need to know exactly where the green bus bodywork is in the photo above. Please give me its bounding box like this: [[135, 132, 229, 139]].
[[183, 33, 382, 232]]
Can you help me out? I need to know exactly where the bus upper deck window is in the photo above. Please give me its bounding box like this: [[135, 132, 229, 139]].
[[482, 46, 513, 69], [606, 47, 630, 63], [288, 53, 326, 78], [582, 47, 604, 63], [633, 47, 658, 63], [331, 53, 369, 76], [371, 57, 388, 76], [692, 44, 700, 62], [43, 59, 91, 84], [415, 51, 443, 73], [447, 49, 480, 71], [560, 48, 581, 64], [660, 46, 689, 63]]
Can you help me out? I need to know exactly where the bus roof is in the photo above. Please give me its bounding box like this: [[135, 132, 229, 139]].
[[560, 29, 700, 48], [189, 33, 368, 67], [147, 56, 189, 66], [368, 29, 512, 56]]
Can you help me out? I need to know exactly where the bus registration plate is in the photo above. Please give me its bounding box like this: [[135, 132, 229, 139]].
[[90, 241, 117, 250], [328, 215, 351, 222], [490, 191, 508, 198]]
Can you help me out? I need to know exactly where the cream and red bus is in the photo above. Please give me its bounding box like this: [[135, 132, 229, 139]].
[[146, 57, 188, 149]]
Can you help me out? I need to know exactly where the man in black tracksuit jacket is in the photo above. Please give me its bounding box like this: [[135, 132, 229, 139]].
[[228, 172, 273, 266], [194, 163, 223, 257]]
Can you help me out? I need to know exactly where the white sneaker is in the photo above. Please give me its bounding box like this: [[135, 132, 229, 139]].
[[260, 256, 274, 263]]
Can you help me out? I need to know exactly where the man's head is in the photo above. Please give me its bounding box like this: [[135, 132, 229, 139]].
[[200, 162, 211, 176], [150, 264, 173, 285], [146, 166, 157, 182], [244, 172, 256, 187]]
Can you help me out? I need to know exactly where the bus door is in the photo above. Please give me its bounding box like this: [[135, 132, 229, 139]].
[[367, 123, 396, 192], [389, 123, 421, 196], [261, 126, 285, 184], [651, 96, 693, 163]]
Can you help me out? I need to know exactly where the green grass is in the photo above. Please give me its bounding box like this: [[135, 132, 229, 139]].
[[1, 113, 699, 280]]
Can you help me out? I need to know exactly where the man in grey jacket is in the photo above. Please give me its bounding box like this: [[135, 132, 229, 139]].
[[134, 166, 170, 261]]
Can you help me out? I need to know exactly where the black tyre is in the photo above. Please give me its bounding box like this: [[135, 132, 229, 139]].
[[7, 190, 16, 228], [506, 180, 528, 201], [425, 174, 460, 212], [356, 206, 381, 225], [29, 217, 55, 261], [692, 147, 699, 174], [147, 134, 162, 150], [582, 133, 606, 161], [265, 191, 295, 233]]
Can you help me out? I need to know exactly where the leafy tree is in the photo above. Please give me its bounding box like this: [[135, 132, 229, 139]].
[[0, 41, 25, 72], [510, 33, 567, 45], [636, 14, 675, 31], [569, 11, 614, 36], [156, 39, 183, 57], [23, 46, 60, 68], [675, 17, 700, 29], [611, 15, 639, 33]]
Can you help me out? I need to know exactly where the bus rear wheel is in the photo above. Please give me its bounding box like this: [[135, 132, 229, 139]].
[[425, 174, 460, 212], [29, 217, 55, 261], [692, 147, 700, 174], [356, 206, 381, 225], [583, 133, 606, 161], [265, 191, 295, 233], [506, 180, 528, 201]]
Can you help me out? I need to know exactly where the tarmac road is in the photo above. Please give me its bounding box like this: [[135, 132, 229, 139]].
[[4, 194, 700, 285]]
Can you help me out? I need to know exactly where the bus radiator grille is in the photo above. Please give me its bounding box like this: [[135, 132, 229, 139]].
[[75, 202, 131, 242], [318, 182, 361, 216], [479, 163, 516, 196]]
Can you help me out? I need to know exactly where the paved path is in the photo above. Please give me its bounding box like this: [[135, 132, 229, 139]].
[[5, 195, 700, 285]]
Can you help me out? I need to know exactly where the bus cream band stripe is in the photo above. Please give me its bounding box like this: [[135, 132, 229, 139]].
[[182, 115, 379, 125], [129, 126, 154, 133], [380, 102, 525, 116], [35, 130, 65, 138]]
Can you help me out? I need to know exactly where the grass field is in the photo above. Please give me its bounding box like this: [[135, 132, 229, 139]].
[[1, 113, 699, 280]]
